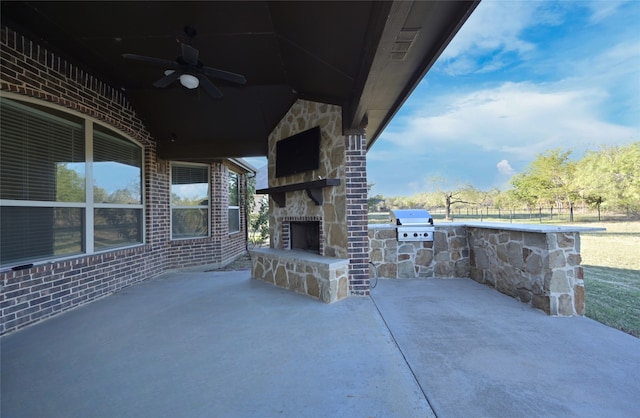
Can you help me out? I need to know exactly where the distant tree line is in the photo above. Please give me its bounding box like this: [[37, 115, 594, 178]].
[[369, 142, 640, 220]]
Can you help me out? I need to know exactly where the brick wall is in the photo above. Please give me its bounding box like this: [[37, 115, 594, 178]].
[[1, 247, 160, 332], [0, 26, 248, 335], [345, 134, 370, 296], [167, 161, 248, 270]]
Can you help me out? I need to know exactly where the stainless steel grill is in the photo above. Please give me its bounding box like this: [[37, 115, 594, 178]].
[[390, 209, 434, 242]]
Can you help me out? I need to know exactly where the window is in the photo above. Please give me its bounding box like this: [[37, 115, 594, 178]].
[[93, 125, 143, 250], [0, 96, 143, 267], [171, 164, 209, 239], [228, 171, 240, 233]]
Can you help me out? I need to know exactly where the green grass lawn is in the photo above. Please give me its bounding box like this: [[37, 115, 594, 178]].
[[580, 222, 640, 337], [581, 265, 640, 337]]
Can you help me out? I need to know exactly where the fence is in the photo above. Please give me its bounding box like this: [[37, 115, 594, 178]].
[[369, 207, 635, 224]]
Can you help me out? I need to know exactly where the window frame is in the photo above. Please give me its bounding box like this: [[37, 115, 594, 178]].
[[228, 169, 241, 234], [170, 162, 211, 240], [0, 93, 145, 268]]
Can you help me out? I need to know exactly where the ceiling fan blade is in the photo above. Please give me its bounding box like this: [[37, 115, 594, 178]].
[[122, 53, 179, 69], [201, 66, 247, 85], [153, 70, 182, 88], [181, 43, 199, 66], [198, 75, 223, 99]]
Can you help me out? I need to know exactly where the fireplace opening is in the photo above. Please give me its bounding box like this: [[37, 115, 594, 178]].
[[290, 221, 320, 253]]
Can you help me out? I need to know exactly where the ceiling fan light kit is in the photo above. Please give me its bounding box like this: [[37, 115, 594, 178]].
[[179, 74, 199, 89]]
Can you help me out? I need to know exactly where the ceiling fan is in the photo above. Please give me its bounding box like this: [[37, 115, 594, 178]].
[[122, 26, 246, 99]]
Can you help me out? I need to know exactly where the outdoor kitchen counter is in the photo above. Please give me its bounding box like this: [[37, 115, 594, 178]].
[[368, 222, 605, 233], [455, 222, 605, 233], [368, 221, 603, 316]]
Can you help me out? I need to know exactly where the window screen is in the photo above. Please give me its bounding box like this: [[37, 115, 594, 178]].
[[171, 164, 209, 239], [228, 171, 240, 233]]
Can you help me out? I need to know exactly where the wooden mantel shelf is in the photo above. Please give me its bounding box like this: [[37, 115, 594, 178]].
[[256, 178, 341, 207]]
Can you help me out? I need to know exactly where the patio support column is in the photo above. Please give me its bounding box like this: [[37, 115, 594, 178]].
[[345, 133, 370, 296]]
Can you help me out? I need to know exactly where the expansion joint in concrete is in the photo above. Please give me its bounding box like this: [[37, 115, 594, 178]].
[[369, 293, 438, 418]]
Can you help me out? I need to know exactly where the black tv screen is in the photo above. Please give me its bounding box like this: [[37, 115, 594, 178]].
[[275, 126, 321, 178]]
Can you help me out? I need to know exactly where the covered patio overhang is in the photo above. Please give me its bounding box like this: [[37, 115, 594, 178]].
[[1, 1, 484, 333], [1, 0, 479, 160]]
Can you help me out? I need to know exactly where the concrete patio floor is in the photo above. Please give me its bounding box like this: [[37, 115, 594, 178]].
[[2, 270, 639, 418]]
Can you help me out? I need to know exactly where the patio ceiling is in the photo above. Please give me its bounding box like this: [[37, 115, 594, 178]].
[[1, 1, 478, 161]]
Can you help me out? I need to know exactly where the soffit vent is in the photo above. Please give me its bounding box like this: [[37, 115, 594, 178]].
[[390, 28, 420, 61]]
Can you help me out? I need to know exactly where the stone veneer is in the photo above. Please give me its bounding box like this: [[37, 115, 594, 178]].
[[252, 99, 369, 301], [467, 225, 585, 316], [369, 225, 470, 279], [251, 249, 349, 303], [267, 100, 347, 257], [369, 222, 598, 316]]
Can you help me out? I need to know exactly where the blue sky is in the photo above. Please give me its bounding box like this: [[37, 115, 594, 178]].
[[246, 0, 639, 196], [367, 0, 639, 197]]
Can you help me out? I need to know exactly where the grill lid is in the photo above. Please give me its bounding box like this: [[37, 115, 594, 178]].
[[390, 209, 433, 226]]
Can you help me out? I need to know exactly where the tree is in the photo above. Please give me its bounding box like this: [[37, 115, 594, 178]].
[[510, 149, 578, 219], [56, 163, 85, 202], [373, 142, 639, 220], [494, 188, 522, 220], [426, 176, 478, 220], [249, 196, 270, 246], [367, 183, 385, 212], [246, 174, 257, 213], [574, 142, 640, 216]]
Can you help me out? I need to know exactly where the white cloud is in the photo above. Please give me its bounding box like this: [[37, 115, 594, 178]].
[[497, 160, 514, 175], [380, 81, 637, 160], [586, 0, 629, 23], [442, 1, 538, 59], [576, 40, 640, 96], [438, 1, 556, 75]]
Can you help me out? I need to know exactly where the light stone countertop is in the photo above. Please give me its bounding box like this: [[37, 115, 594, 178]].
[[249, 248, 350, 266], [450, 222, 605, 233], [368, 222, 605, 233]]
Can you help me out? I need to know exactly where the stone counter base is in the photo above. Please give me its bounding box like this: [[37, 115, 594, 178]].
[[369, 225, 469, 279], [467, 227, 585, 316], [250, 248, 349, 303], [369, 223, 601, 317]]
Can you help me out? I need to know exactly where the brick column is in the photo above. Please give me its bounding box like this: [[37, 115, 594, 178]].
[[345, 133, 369, 295], [210, 163, 226, 259]]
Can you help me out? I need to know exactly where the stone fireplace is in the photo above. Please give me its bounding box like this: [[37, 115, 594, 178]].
[[250, 99, 369, 303], [286, 218, 322, 254]]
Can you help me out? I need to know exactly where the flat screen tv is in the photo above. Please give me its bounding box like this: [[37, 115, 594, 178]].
[[275, 126, 321, 178]]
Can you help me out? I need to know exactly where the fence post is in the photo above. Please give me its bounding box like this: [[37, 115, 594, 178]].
[[539, 207, 542, 223], [570, 204, 574, 222]]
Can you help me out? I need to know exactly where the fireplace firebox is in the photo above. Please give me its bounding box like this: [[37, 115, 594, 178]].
[[290, 221, 320, 253]]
